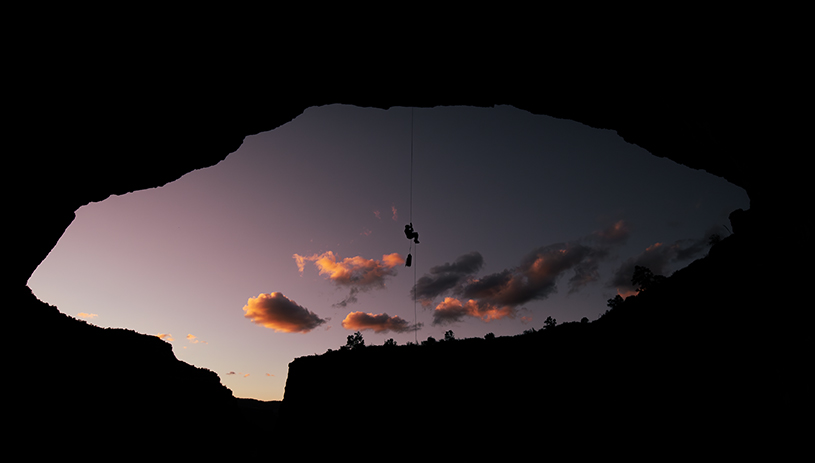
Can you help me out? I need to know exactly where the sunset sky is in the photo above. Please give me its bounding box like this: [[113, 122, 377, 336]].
[[27, 104, 749, 401]]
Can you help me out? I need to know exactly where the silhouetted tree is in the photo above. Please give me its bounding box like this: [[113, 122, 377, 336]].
[[422, 336, 436, 346], [384, 338, 396, 347], [344, 331, 365, 350], [484, 332, 495, 340], [607, 294, 624, 310], [632, 265, 666, 292], [444, 330, 455, 341], [581, 317, 589, 324], [544, 316, 557, 330]]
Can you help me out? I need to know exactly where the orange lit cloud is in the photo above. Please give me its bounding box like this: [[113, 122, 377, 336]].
[[341, 311, 419, 333], [293, 251, 405, 305], [433, 297, 517, 325], [381, 253, 405, 268], [616, 288, 638, 299], [186, 334, 207, 344], [391, 204, 398, 221], [373, 210, 381, 219], [294, 251, 404, 286], [77, 312, 98, 319], [157, 333, 174, 342], [414, 222, 630, 311], [243, 292, 327, 333], [458, 243, 605, 307]]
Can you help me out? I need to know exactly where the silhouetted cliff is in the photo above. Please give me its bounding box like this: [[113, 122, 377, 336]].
[[10, 285, 243, 457], [277, 216, 805, 455]]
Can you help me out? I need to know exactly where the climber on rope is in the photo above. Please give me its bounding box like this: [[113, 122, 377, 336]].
[[404, 223, 420, 244]]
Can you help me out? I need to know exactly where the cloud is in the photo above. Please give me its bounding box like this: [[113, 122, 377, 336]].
[[432, 297, 517, 326], [460, 242, 609, 306], [157, 333, 174, 342], [391, 204, 398, 221], [333, 287, 359, 308], [77, 312, 98, 319], [429, 251, 485, 275], [608, 227, 718, 295], [341, 311, 420, 333], [243, 292, 327, 333], [412, 251, 484, 302], [373, 210, 381, 220], [293, 251, 405, 305], [361, 228, 373, 236], [186, 334, 207, 344], [591, 220, 631, 246], [294, 251, 404, 287], [226, 371, 236, 375], [412, 221, 629, 323], [244, 373, 250, 378]]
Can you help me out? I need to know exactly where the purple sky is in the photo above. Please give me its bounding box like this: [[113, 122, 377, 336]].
[[28, 104, 748, 401]]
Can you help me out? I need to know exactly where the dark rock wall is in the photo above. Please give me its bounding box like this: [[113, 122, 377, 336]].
[[8, 55, 806, 456]]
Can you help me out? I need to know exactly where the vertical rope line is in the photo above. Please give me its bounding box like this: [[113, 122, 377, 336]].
[[410, 108, 417, 344], [410, 108, 414, 224]]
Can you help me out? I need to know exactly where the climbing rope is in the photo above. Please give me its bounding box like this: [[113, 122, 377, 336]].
[[413, 242, 417, 344], [411, 108, 417, 344], [410, 107, 414, 226]]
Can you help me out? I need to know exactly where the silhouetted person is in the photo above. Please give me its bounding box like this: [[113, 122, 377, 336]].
[[404, 223, 420, 243]]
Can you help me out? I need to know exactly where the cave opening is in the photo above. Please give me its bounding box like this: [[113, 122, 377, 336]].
[[26, 104, 749, 401]]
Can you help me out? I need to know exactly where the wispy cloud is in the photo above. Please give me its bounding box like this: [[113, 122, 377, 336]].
[[373, 210, 381, 220], [608, 226, 718, 296], [293, 251, 405, 305], [591, 220, 630, 246], [186, 334, 207, 345], [412, 251, 484, 304], [333, 287, 360, 308], [243, 292, 327, 333], [391, 204, 398, 221], [76, 312, 98, 319], [413, 221, 630, 324], [432, 298, 517, 325], [157, 333, 174, 342], [341, 311, 420, 333]]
